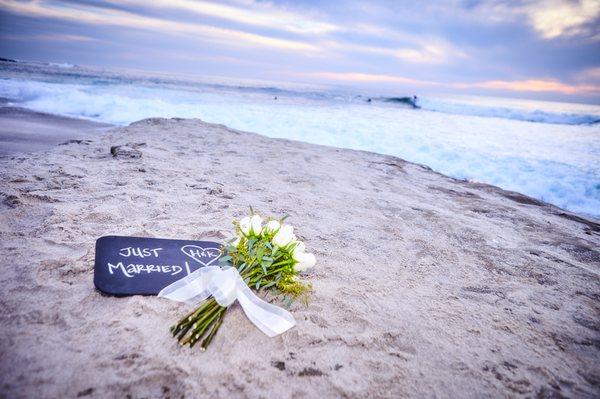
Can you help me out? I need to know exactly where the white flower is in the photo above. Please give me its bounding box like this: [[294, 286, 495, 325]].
[[239, 216, 251, 236], [250, 214, 263, 235], [294, 252, 316, 272], [272, 224, 294, 247], [263, 220, 281, 234]]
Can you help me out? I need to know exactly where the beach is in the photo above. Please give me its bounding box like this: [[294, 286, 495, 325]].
[[0, 116, 598, 398]]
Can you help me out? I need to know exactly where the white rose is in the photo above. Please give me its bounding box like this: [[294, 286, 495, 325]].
[[239, 216, 251, 236], [250, 214, 263, 235], [272, 224, 294, 247], [263, 220, 281, 234], [294, 252, 316, 272]]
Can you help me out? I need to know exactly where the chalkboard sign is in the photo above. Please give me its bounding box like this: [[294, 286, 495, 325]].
[[94, 235, 223, 295]]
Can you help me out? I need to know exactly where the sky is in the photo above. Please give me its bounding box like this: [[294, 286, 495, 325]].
[[0, 0, 599, 102]]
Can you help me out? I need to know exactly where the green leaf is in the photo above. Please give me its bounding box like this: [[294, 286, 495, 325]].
[[255, 280, 261, 290], [219, 255, 232, 262], [262, 281, 276, 289]]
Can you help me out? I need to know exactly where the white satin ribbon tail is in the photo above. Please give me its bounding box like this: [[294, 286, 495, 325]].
[[157, 266, 296, 337]]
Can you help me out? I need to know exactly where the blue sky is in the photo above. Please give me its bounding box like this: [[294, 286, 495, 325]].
[[1, 0, 599, 101]]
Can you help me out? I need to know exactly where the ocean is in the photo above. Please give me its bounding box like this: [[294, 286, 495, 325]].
[[1, 60, 599, 218]]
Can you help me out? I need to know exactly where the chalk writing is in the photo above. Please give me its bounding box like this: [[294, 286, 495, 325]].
[[119, 247, 163, 258], [108, 262, 183, 278], [181, 245, 222, 266]]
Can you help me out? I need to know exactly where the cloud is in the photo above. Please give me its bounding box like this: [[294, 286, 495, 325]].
[[0, 0, 321, 52], [324, 41, 462, 64], [110, 0, 339, 35], [305, 71, 436, 85], [392, 44, 464, 64], [1, 33, 98, 42], [473, 0, 600, 41], [574, 67, 600, 83], [0, 0, 468, 65], [305, 71, 600, 95], [91, 1, 468, 65], [466, 78, 599, 94], [524, 0, 600, 40], [345, 24, 468, 64]]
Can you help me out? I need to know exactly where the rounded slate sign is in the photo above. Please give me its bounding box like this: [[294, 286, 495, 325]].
[[94, 235, 223, 295]]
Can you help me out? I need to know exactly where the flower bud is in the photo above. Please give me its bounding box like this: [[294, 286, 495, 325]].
[[239, 216, 251, 236], [263, 220, 281, 234], [291, 241, 306, 259], [294, 252, 316, 272], [272, 224, 294, 247], [250, 214, 263, 235]]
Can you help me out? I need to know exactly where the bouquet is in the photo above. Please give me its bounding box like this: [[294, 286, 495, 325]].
[[164, 211, 316, 351]]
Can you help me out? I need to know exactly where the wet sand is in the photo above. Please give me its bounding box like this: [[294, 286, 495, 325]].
[[0, 106, 112, 155]]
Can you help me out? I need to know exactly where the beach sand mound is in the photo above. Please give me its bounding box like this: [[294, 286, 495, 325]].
[[1, 118, 598, 398]]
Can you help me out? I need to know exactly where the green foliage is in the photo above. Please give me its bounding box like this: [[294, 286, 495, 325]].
[[224, 220, 311, 302]]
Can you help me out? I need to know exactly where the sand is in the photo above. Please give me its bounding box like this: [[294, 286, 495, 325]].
[[0, 107, 112, 156], [0, 117, 598, 398]]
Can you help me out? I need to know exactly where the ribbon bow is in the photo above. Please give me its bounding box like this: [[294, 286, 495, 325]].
[[158, 266, 296, 337]]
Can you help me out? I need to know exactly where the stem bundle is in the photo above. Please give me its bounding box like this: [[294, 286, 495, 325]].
[[171, 298, 227, 348]]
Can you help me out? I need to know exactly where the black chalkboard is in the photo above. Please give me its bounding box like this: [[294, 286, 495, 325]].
[[94, 235, 223, 295]]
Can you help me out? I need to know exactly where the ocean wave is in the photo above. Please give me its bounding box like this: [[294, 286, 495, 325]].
[[379, 96, 419, 108], [414, 97, 600, 125]]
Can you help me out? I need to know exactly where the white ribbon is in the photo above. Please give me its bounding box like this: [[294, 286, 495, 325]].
[[158, 266, 296, 337]]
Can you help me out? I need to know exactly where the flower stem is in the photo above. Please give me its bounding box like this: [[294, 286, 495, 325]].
[[176, 320, 195, 341], [200, 309, 226, 351]]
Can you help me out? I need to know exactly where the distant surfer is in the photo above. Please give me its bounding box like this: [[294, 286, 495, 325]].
[[412, 95, 418, 108]]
